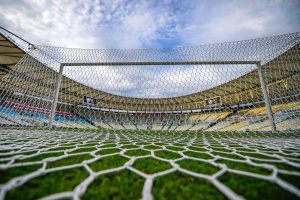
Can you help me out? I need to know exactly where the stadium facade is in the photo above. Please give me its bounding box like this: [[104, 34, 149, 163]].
[[0, 27, 299, 132]]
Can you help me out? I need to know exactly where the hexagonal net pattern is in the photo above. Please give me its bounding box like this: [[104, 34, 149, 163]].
[[0, 129, 299, 199]]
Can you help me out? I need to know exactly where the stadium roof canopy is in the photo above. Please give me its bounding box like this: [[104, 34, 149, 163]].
[[0, 31, 26, 80], [0, 27, 299, 111]]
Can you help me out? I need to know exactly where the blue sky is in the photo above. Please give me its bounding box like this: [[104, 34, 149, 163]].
[[0, 0, 299, 98], [1, 0, 299, 49]]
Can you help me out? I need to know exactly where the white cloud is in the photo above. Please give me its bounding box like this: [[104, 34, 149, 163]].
[[180, 0, 300, 44], [0, 0, 176, 48], [1, 0, 299, 48]]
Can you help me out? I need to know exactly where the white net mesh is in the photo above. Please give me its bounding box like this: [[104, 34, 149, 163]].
[[0, 31, 299, 132], [0, 28, 299, 199], [0, 129, 299, 199]]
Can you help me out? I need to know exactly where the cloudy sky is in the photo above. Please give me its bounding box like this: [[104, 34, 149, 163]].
[[1, 0, 299, 49], [0, 0, 299, 98]]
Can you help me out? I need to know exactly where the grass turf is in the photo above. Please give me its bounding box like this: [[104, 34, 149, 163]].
[[176, 159, 220, 175], [0, 129, 299, 200], [15, 152, 64, 163], [96, 148, 121, 155], [132, 157, 172, 174], [153, 172, 226, 200], [46, 154, 94, 168], [89, 155, 128, 172], [82, 170, 144, 200], [184, 151, 214, 159], [218, 172, 299, 200], [125, 149, 151, 157], [216, 159, 272, 175], [154, 150, 182, 160], [0, 164, 42, 184], [5, 167, 88, 200]]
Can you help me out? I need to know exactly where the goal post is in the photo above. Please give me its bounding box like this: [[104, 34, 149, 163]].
[[257, 62, 276, 132], [49, 64, 64, 128]]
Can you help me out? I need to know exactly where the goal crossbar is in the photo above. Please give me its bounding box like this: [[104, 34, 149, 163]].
[[61, 61, 260, 67]]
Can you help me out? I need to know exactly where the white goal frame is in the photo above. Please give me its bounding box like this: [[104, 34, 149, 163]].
[[49, 61, 277, 132]]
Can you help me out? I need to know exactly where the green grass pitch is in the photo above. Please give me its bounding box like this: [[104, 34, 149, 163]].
[[0, 128, 299, 199]]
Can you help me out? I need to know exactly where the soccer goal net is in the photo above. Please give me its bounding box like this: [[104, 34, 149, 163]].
[[0, 30, 299, 133]]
